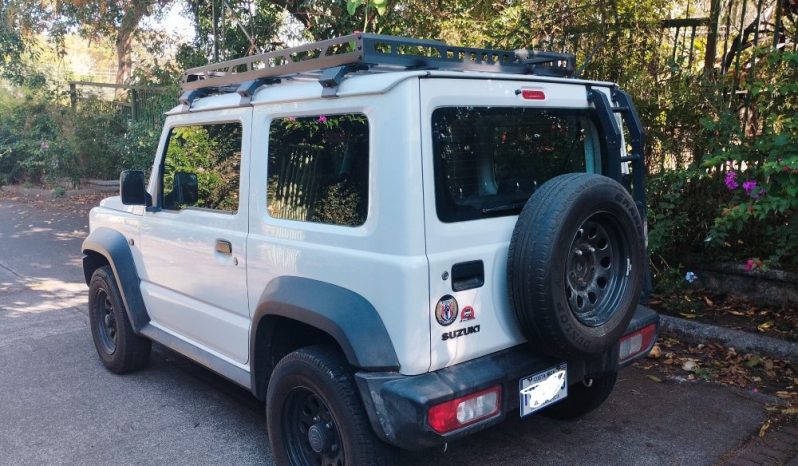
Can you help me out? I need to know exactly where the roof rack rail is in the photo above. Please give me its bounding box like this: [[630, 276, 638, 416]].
[[180, 33, 576, 95]]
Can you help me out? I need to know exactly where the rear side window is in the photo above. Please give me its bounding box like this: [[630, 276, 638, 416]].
[[267, 114, 369, 226], [432, 107, 601, 222], [161, 123, 242, 213]]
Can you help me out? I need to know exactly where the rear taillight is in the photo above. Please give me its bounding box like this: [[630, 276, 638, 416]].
[[427, 385, 502, 434], [618, 324, 657, 363]]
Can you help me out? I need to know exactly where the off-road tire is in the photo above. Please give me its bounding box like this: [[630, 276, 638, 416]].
[[266, 345, 393, 466], [541, 372, 618, 420], [508, 173, 645, 357], [88, 265, 151, 373]]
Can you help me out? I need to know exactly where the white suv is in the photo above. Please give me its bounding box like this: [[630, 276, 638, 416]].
[[82, 34, 658, 465]]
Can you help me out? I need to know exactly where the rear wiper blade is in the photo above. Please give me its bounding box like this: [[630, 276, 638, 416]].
[[481, 201, 527, 214]]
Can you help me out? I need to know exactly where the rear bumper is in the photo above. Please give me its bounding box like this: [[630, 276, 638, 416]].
[[354, 305, 658, 450]]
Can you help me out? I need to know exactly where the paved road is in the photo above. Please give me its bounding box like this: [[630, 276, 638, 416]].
[[0, 197, 776, 465]]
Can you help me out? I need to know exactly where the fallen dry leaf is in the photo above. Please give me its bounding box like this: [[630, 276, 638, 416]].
[[759, 419, 771, 438], [646, 375, 663, 383], [647, 345, 662, 359], [757, 321, 774, 332]]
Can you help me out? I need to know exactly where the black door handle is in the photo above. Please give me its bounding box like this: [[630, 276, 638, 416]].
[[215, 239, 232, 255], [451, 260, 484, 291]]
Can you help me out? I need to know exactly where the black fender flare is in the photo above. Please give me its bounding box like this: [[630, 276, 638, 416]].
[[81, 227, 150, 333], [250, 276, 400, 389]]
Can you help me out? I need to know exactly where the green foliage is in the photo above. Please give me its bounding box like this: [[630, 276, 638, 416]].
[[311, 181, 363, 226], [163, 124, 242, 212], [647, 168, 723, 261], [346, 0, 388, 21], [698, 50, 798, 270], [0, 86, 163, 186], [0, 87, 69, 185], [181, 0, 286, 67]]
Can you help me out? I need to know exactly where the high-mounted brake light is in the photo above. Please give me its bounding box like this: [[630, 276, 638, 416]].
[[618, 324, 657, 363], [519, 89, 546, 100], [427, 385, 502, 434]]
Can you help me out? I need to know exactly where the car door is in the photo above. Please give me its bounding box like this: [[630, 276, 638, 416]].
[[138, 108, 251, 364]]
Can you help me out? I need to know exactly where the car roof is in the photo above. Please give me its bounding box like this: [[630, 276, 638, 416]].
[[167, 70, 616, 115]]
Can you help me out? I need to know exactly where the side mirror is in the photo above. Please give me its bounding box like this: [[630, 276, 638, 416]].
[[173, 171, 199, 207], [120, 170, 151, 206]]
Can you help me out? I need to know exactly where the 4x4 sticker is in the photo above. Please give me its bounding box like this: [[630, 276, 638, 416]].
[[461, 306, 475, 322], [442, 325, 480, 341], [435, 295, 458, 326]]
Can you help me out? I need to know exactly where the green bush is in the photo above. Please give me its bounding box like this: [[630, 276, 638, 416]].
[[0, 85, 164, 186], [0, 88, 69, 184], [647, 168, 723, 262], [699, 50, 798, 270]]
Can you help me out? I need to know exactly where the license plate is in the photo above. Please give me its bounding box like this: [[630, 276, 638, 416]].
[[519, 363, 568, 417]]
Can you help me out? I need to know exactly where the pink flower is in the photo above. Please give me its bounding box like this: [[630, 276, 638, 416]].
[[724, 171, 738, 190], [318, 115, 328, 123], [744, 258, 763, 272], [742, 180, 757, 195], [40, 141, 49, 151], [744, 259, 755, 272], [286, 116, 296, 121]]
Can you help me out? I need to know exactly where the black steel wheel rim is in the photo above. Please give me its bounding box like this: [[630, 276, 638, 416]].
[[565, 212, 631, 327], [94, 289, 118, 354], [282, 387, 344, 466]]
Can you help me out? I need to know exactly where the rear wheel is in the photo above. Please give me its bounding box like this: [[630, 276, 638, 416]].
[[266, 345, 392, 466], [88, 265, 151, 373], [541, 372, 618, 420]]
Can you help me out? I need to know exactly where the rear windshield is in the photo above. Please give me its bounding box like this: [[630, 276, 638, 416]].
[[432, 106, 602, 222]]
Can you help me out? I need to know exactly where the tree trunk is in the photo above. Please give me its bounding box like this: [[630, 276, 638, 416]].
[[115, 29, 134, 97], [113, 1, 154, 98]]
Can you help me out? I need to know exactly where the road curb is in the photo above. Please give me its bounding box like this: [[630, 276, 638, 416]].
[[659, 315, 798, 364]]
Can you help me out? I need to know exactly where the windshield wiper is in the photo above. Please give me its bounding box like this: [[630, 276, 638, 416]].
[[481, 201, 527, 214]]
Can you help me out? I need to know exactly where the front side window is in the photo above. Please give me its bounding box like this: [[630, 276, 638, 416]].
[[161, 123, 242, 213], [267, 114, 369, 226], [432, 107, 601, 222]]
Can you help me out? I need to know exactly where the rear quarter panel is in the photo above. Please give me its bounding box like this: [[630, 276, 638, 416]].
[[247, 78, 431, 375]]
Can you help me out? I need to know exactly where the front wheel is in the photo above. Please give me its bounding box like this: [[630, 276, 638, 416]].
[[541, 371, 618, 420], [266, 345, 392, 466], [88, 265, 151, 373]]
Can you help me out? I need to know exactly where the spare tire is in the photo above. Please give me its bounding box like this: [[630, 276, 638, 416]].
[[508, 173, 645, 358]]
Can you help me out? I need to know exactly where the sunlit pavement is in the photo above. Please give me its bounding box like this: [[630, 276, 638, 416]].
[[0, 198, 777, 465]]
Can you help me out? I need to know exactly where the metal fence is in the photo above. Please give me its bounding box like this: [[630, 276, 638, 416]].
[[546, 0, 794, 170], [68, 81, 175, 130]]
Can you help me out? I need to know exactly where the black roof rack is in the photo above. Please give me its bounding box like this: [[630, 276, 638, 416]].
[[179, 33, 576, 102]]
